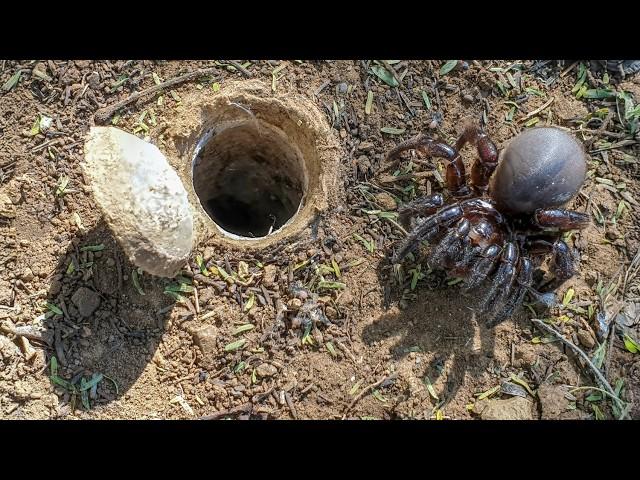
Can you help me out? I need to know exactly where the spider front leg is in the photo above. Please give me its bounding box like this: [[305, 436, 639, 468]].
[[534, 208, 590, 280], [429, 218, 471, 268], [528, 238, 578, 280], [386, 135, 470, 197], [534, 208, 590, 231], [455, 124, 499, 194], [397, 193, 444, 228], [392, 204, 463, 264]]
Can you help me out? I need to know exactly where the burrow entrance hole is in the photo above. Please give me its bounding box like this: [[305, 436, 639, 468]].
[[192, 119, 308, 239]]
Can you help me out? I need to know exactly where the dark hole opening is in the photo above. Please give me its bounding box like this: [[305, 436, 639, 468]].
[[192, 122, 306, 238]]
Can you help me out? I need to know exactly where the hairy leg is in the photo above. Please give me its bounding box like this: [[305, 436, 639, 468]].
[[455, 124, 499, 194], [480, 242, 518, 317], [386, 134, 470, 197], [392, 204, 463, 264], [488, 257, 534, 327], [429, 218, 470, 268], [397, 193, 444, 228], [462, 244, 501, 292]]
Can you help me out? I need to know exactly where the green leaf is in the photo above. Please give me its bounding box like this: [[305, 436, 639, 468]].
[[317, 281, 346, 290], [592, 341, 607, 369], [81, 386, 90, 410], [371, 65, 398, 87], [582, 89, 617, 99], [2, 71, 21, 92], [55, 176, 69, 197], [562, 288, 575, 306], [46, 302, 63, 315], [571, 64, 587, 94], [165, 291, 186, 303], [165, 283, 194, 294], [424, 376, 439, 401], [508, 374, 535, 396], [439, 60, 458, 76], [132, 269, 145, 296], [233, 324, 254, 335], [349, 379, 363, 396], [51, 375, 73, 390], [50, 356, 58, 377], [592, 403, 605, 420], [331, 259, 341, 278], [234, 361, 246, 373], [326, 342, 337, 358], [624, 334, 639, 354], [79, 373, 104, 392], [422, 90, 431, 109], [372, 390, 387, 403], [211, 82, 221, 92], [224, 339, 246, 352], [243, 293, 255, 312], [354, 234, 374, 253], [475, 385, 500, 400], [380, 127, 405, 135], [196, 255, 209, 276], [365, 90, 373, 115]]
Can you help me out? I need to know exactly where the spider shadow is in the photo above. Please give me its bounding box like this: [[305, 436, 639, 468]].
[[363, 260, 502, 408], [40, 220, 178, 414]]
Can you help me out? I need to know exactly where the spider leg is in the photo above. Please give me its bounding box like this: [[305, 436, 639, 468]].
[[451, 238, 478, 274], [455, 124, 499, 195], [550, 239, 577, 280], [534, 209, 590, 232], [487, 257, 534, 327], [428, 218, 470, 268], [527, 237, 577, 281], [397, 193, 444, 227], [392, 204, 463, 264], [461, 244, 501, 292], [480, 242, 519, 318], [385, 134, 470, 197]]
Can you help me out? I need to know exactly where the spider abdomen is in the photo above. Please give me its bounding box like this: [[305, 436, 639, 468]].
[[489, 127, 587, 215]]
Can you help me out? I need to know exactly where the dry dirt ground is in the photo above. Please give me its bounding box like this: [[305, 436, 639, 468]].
[[1, 60, 640, 420]]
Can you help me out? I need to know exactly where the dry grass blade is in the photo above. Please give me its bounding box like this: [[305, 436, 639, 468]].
[[530, 318, 628, 419], [94, 67, 220, 123]]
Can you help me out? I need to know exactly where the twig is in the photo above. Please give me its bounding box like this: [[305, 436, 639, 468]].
[[560, 61, 579, 78], [519, 97, 554, 123], [198, 402, 253, 420], [227, 60, 253, 78], [342, 376, 388, 419], [530, 318, 627, 417], [93, 67, 220, 124]]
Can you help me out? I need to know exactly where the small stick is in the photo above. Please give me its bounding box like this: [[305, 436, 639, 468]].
[[193, 286, 201, 315], [342, 376, 388, 419], [284, 391, 298, 419], [226, 60, 253, 77], [199, 402, 253, 420], [560, 61, 579, 77], [519, 97, 554, 123], [530, 318, 625, 413], [93, 66, 220, 124]]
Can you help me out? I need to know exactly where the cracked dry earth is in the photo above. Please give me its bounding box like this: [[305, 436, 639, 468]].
[[1, 60, 639, 420]]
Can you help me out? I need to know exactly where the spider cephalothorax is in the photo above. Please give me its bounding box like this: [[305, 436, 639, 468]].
[[387, 124, 590, 326]]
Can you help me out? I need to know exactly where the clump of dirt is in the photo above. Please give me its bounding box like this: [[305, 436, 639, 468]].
[[1, 60, 639, 420]]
